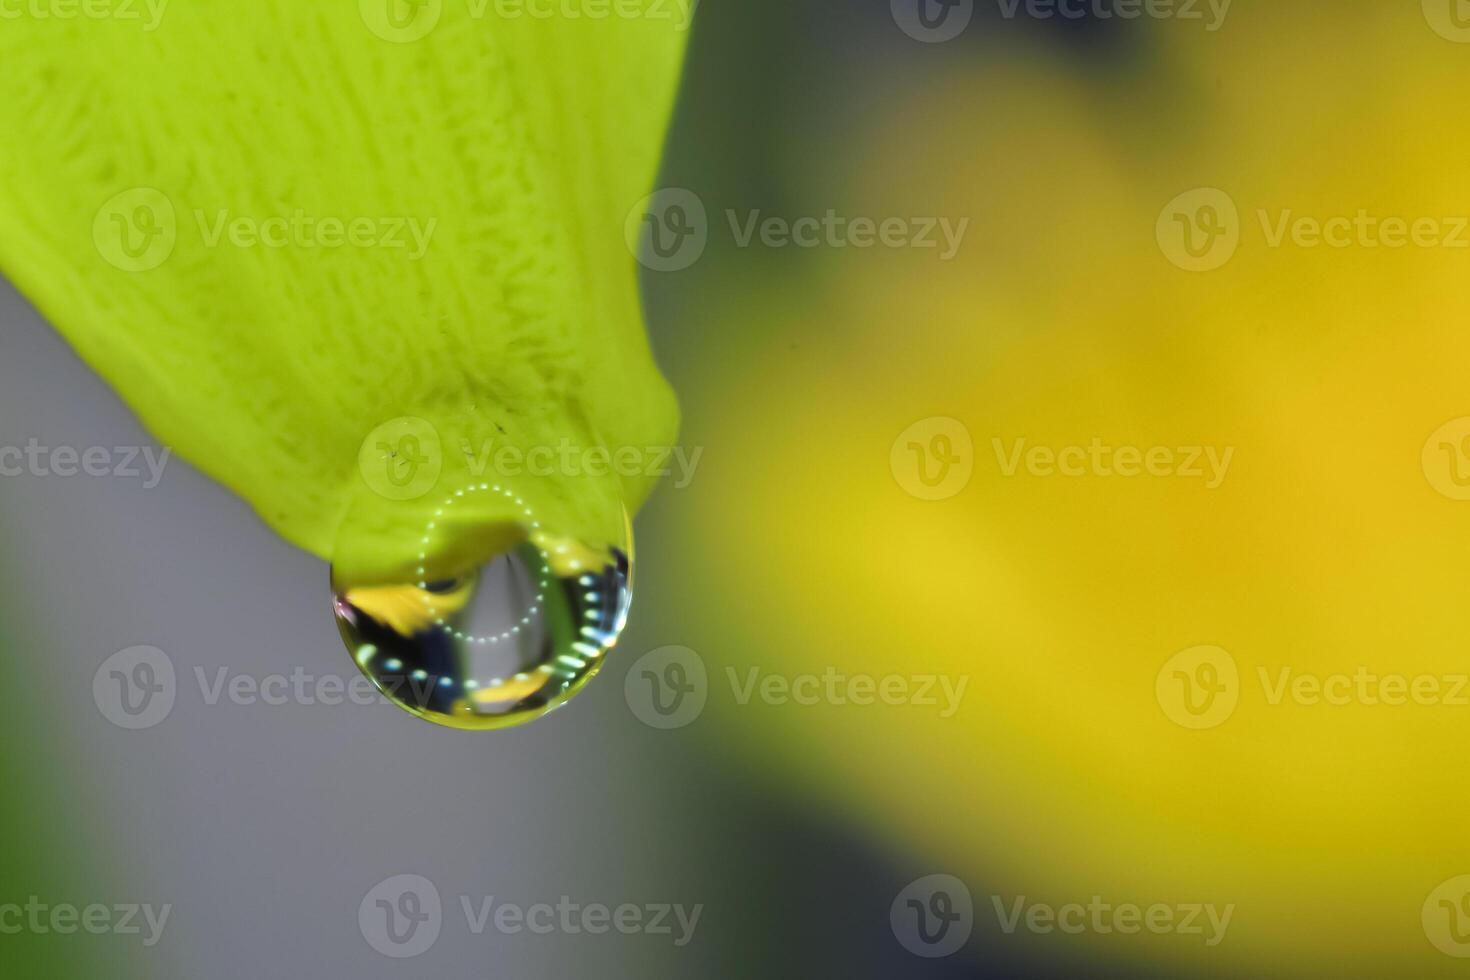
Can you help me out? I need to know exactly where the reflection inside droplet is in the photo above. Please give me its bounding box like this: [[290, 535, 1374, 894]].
[[331, 489, 631, 730]]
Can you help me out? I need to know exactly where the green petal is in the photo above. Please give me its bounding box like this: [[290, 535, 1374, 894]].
[[0, 1, 687, 576]]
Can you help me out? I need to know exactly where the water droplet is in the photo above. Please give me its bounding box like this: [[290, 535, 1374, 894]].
[[330, 486, 631, 730]]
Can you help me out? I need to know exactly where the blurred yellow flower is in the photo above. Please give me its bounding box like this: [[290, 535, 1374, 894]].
[[662, 5, 1470, 974]]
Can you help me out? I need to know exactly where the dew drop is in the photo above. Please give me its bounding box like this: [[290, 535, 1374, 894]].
[[330, 491, 632, 730]]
